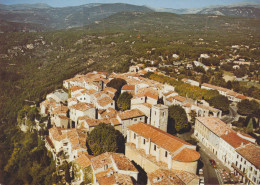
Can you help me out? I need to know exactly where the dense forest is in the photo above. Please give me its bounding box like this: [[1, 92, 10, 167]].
[[0, 11, 260, 184]]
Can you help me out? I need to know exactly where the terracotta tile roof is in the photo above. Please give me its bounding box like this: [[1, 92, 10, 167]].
[[51, 104, 68, 115], [68, 97, 77, 102], [183, 103, 192, 107], [148, 169, 185, 185], [103, 87, 117, 93], [49, 127, 87, 150], [49, 127, 66, 141], [122, 85, 135, 91], [201, 83, 229, 92], [137, 87, 159, 100], [172, 148, 200, 162], [95, 169, 116, 185], [134, 103, 152, 109], [91, 152, 112, 170], [182, 78, 189, 82], [118, 109, 145, 120], [110, 118, 121, 126], [236, 143, 260, 169], [91, 152, 137, 173], [97, 97, 114, 107], [75, 153, 92, 169], [172, 169, 199, 184], [99, 108, 118, 119], [173, 95, 186, 102], [111, 153, 138, 172], [58, 115, 70, 120], [70, 102, 94, 111], [163, 91, 177, 97], [236, 94, 246, 99], [128, 123, 199, 162], [196, 117, 232, 137], [226, 90, 237, 97], [221, 131, 251, 149], [70, 86, 85, 92]]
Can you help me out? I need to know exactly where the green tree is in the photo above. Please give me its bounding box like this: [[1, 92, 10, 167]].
[[87, 124, 122, 156], [246, 118, 254, 133], [189, 110, 197, 125], [117, 92, 133, 110], [168, 105, 189, 133], [208, 95, 230, 112], [226, 81, 232, 89], [106, 78, 127, 92], [64, 161, 71, 183], [237, 99, 259, 116]]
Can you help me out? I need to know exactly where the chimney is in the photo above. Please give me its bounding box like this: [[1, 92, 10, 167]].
[[241, 142, 244, 147], [225, 131, 229, 135]]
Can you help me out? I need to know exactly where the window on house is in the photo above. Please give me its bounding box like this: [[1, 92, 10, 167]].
[[255, 170, 257, 175], [154, 145, 156, 151], [155, 111, 156, 115], [111, 103, 113, 105], [104, 165, 108, 170], [134, 133, 136, 139], [241, 158, 243, 162], [134, 118, 137, 121], [143, 139, 146, 145], [237, 155, 239, 159], [165, 151, 168, 158], [163, 112, 165, 117], [244, 161, 246, 165], [236, 161, 238, 166], [250, 167, 252, 171]]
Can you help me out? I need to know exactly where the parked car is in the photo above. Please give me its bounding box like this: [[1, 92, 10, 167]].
[[209, 159, 217, 168]]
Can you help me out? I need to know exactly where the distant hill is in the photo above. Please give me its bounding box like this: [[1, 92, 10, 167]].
[[0, 3, 153, 30], [153, 3, 260, 18], [0, 19, 46, 33], [0, 3, 51, 10], [197, 6, 260, 18]]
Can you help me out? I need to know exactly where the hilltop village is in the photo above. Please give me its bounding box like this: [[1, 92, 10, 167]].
[[22, 64, 260, 185]]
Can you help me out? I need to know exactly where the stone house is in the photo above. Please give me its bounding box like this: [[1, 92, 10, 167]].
[[91, 152, 139, 185], [126, 122, 200, 175], [69, 103, 96, 128], [147, 168, 199, 185], [117, 109, 146, 136]]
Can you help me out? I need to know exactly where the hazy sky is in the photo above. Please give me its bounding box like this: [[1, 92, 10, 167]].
[[1, 0, 260, 8]]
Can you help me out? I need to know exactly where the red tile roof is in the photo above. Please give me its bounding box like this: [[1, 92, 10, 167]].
[[75, 153, 92, 169], [196, 117, 232, 137], [173, 95, 186, 102], [118, 109, 145, 120], [122, 85, 135, 91], [128, 123, 199, 162], [236, 143, 260, 169], [221, 131, 251, 149], [172, 148, 200, 162], [97, 97, 114, 107], [148, 169, 184, 185], [70, 102, 94, 111]]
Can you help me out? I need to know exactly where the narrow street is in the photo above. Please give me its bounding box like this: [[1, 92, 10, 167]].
[[221, 103, 238, 124], [199, 145, 220, 185]]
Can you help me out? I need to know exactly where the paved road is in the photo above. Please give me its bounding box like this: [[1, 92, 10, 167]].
[[199, 147, 220, 185], [221, 105, 238, 123]]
